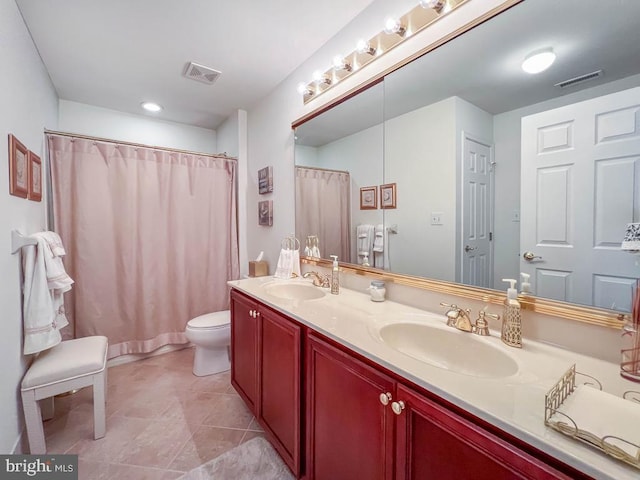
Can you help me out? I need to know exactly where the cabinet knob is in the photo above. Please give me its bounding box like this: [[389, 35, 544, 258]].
[[379, 392, 392, 406], [391, 400, 405, 415]]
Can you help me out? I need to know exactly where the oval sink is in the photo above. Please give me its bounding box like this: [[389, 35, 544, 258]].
[[263, 282, 326, 301], [377, 323, 518, 378]]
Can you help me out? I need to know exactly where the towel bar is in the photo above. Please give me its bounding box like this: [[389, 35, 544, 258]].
[[11, 230, 37, 254]]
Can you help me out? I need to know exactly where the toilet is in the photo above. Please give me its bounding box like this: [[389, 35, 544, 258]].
[[185, 310, 231, 376]]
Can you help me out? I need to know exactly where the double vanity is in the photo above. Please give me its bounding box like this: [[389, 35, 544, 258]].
[[228, 275, 638, 479]]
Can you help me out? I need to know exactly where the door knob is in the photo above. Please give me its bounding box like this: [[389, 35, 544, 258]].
[[464, 245, 477, 252], [379, 392, 392, 406], [523, 251, 542, 261], [391, 400, 405, 415]]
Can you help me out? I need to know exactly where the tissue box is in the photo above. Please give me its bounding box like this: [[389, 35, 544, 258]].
[[249, 261, 268, 277]]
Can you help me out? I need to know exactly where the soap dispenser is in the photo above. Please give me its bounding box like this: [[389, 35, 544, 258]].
[[330, 255, 340, 295], [501, 279, 522, 348]]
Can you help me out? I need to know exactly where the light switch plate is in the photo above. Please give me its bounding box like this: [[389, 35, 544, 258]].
[[431, 212, 444, 225]]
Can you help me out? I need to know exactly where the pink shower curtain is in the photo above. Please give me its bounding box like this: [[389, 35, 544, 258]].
[[295, 166, 350, 262], [48, 134, 239, 358]]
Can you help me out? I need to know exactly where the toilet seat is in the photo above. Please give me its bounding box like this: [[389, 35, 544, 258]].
[[187, 311, 230, 330]]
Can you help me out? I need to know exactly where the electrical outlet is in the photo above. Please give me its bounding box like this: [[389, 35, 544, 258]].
[[512, 210, 520, 222], [431, 212, 444, 225]]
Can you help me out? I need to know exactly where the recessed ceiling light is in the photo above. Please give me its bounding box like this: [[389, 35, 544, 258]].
[[522, 48, 556, 74], [141, 102, 163, 112]]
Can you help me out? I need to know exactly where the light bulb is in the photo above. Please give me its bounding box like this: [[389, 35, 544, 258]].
[[384, 17, 406, 37], [312, 70, 331, 86], [356, 39, 376, 56], [297, 82, 312, 96], [332, 55, 352, 72], [419, 0, 448, 13], [522, 48, 556, 74]]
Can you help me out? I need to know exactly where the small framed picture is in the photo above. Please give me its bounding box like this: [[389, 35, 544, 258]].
[[360, 186, 377, 210], [27, 151, 42, 202], [258, 166, 273, 194], [258, 200, 273, 226], [380, 183, 397, 209], [8, 134, 28, 198]]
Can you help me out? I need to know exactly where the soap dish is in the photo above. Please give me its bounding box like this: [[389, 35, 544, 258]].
[[544, 364, 640, 470]]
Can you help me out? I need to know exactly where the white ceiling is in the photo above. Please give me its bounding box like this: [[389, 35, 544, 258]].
[[15, 0, 376, 129]]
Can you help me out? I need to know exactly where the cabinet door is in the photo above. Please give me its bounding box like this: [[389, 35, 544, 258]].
[[307, 334, 395, 480], [260, 307, 302, 476], [230, 290, 259, 414], [394, 384, 572, 480]]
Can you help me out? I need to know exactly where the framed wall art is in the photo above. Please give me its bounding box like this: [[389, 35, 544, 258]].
[[380, 183, 397, 209], [360, 186, 377, 210], [258, 166, 273, 194], [8, 134, 28, 198], [258, 200, 273, 226], [27, 151, 42, 202]]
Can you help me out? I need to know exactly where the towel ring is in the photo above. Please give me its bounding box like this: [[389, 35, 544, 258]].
[[281, 235, 300, 251]]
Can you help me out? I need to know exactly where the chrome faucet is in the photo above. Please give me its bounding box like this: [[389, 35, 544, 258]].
[[303, 271, 330, 288], [440, 303, 472, 332]]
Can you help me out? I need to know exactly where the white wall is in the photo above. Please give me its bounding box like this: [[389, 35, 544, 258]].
[[317, 125, 384, 264], [384, 98, 456, 279], [58, 100, 217, 153], [0, 0, 59, 453]]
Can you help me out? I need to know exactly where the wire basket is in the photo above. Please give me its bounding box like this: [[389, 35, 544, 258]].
[[545, 364, 640, 470]]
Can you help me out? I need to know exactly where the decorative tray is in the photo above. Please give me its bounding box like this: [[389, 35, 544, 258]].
[[544, 364, 640, 470]]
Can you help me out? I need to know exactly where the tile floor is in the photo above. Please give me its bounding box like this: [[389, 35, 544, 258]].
[[43, 347, 265, 479]]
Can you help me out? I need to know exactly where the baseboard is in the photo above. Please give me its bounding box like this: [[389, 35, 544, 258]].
[[106, 344, 193, 368]]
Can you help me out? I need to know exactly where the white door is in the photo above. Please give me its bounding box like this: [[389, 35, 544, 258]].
[[521, 86, 640, 310], [462, 135, 494, 288]]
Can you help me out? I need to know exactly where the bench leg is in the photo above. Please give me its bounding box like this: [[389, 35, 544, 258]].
[[93, 371, 106, 440], [21, 389, 46, 454]]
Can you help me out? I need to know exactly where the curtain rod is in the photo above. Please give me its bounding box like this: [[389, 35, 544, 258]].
[[295, 165, 350, 175], [44, 129, 236, 161]]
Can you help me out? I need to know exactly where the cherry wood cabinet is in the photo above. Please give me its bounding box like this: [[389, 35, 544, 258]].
[[260, 307, 302, 475], [306, 334, 395, 480], [230, 290, 593, 480], [230, 290, 302, 476], [230, 291, 259, 414], [394, 383, 573, 480]]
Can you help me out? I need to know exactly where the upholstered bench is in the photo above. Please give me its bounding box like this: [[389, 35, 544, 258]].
[[21, 336, 108, 453]]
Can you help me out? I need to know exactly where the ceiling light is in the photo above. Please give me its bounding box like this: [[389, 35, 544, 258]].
[[332, 55, 352, 72], [419, 0, 451, 13], [356, 39, 377, 56], [384, 17, 406, 37], [141, 102, 163, 112], [521, 48, 556, 74]]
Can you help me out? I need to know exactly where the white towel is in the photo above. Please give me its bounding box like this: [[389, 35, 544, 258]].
[[373, 224, 386, 269], [22, 233, 73, 355], [274, 248, 301, 279], [37, 231, 66, 257], [357, 224, 374, 266]]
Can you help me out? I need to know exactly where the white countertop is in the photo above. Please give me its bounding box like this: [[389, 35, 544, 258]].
[[229, 276, 640, 480]]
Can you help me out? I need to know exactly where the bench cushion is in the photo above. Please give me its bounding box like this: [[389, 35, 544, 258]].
[[22, 336, 108, 390]]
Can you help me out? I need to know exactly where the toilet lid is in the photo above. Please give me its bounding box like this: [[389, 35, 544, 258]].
[[187, 310, 230, 329]]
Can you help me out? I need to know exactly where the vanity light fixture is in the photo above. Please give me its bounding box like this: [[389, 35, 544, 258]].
[[332, 55, 353, 72], [522, 48, 556, 74], [141, 102, 163, 113], [356, 39, 377, 56], [383, 17, 406, 37], [296, 0, 467, 103]]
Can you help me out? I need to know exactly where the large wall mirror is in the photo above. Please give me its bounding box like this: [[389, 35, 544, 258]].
[[294, 0, 640, 317]]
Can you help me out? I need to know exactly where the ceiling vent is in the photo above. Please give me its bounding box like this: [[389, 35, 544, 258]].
[[554, 70, 603, 89], [183, 62, 221, 85]]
